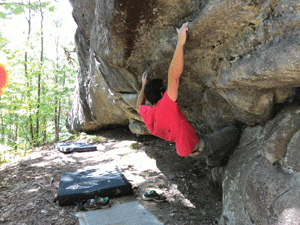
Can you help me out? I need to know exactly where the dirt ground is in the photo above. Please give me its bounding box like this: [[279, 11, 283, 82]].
[[0, 127, 223, 225]]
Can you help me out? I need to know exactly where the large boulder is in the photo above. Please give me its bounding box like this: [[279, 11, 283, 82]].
[[219, 106, 300, 224], [66, 29, 131, 133], [67, 0, 299, 134], [66, 0, 300, 223]]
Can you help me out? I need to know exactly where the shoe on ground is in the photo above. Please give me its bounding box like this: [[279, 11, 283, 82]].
[[84, 197, 110, 210], [142, 190, 166, 203]]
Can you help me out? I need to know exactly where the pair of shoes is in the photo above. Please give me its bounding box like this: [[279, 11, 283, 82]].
[[84, 197, 110, 210], [142, 190, 166, 203]]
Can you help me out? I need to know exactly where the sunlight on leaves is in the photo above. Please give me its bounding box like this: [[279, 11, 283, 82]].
[[12, 5, 24, 15], [0, 12, 6, 19], [0, 1, 78, 161]]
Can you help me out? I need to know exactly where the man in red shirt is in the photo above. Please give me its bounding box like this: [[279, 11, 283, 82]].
[[136, 22, 239, 167]]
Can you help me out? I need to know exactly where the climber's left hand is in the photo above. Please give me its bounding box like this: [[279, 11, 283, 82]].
[[142, 72, 148, 86]]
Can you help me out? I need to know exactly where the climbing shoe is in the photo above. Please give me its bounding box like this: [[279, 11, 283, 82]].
[[84, 197, 110, 210], [142, 190, 166, 203]]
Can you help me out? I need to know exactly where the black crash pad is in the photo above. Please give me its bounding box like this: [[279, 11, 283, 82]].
[[56, 166, 132, 206], [55, 143, 97, 154]]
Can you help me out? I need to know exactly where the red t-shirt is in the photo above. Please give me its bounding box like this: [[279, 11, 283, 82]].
[[139, 91, 199, 157]]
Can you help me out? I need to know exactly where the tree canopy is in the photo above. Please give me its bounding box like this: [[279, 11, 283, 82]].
[[0, 0, 78, 163]]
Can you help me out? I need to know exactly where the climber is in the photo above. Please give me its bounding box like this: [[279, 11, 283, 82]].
[[136, 22, 240, 167]]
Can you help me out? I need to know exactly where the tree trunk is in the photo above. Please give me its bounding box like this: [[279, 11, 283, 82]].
[[9, 113, 12, 144], [0, 113, 3, 144], [24, 0, 34, 143], [43, 116, 47, 144], [0, 96, 4, 144], [54, 37, 59, 142], [14, 123, 18, 150], [36, 0, 44, 143]]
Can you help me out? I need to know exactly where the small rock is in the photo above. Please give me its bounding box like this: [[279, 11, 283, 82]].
[[25, 202, 35, 209], [59, 209, 64, 216], [51, 216, 59, 221], [200, 209, 206, 216]]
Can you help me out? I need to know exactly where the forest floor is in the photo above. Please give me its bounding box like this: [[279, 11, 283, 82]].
[[0, 127, 223, 225]]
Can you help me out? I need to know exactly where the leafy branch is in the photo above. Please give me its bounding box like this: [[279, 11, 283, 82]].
[[0, 1, 54, 19]]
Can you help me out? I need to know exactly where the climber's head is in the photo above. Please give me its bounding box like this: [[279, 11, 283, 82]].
[[144, 79, 165, 105]]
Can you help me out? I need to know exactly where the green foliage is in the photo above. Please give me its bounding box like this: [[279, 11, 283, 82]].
[[0, 12, 6, 19], [48, 6, 55, 12], [4, 3, 15, 10], [0, 1, 77, 163], [12, 5, 24, 15], [1, 3, 25, 18], [0, 1, 54, 19], [0, 45, 77, 153], [128, 143, 138, 149]]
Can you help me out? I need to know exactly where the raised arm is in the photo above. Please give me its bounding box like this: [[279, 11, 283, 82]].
[[167, 22, 189, 102], [136, 72, 148, 110]]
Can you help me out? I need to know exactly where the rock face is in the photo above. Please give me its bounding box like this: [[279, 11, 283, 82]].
[[67, 0, 300, 223], [67, 0, 299, 134], [219, 106, 300, 225]]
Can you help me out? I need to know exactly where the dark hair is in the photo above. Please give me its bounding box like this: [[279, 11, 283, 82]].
[[144, 79, 165, 105]]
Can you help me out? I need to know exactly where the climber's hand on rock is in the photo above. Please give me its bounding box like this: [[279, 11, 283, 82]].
[[176, 22, 189, 46], [142, 72, 148, 86]]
